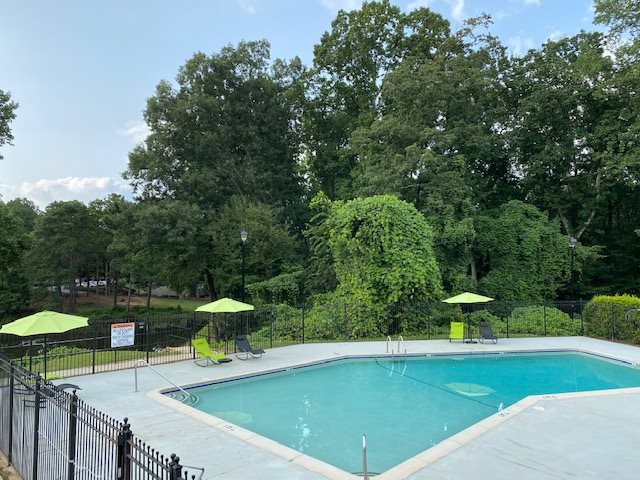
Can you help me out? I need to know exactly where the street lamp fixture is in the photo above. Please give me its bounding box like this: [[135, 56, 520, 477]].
[[241, 229, 248, 302], [569, 237, 577, 301]]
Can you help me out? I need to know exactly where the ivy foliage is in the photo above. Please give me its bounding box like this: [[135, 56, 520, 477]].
[[305, 195, 443, 338], [476, 201, 569, 301]]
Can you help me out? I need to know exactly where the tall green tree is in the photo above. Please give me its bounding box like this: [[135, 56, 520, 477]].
[[29, 201, 98, 312], [0, 89, 18, 160], [0, 202, 30, 314], [5, 198, 39, 232], [208, 196, 301, 301], [304, 0, 451, 199], [349, 17, 512, 291], [126, 41, 303, 220], [507, 33, 615, 241]]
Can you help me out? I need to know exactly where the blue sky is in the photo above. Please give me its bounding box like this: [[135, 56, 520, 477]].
[[0, 0, 597, 208]]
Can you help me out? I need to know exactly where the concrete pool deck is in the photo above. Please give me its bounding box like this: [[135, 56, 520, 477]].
[[64, 337, 640, 479]]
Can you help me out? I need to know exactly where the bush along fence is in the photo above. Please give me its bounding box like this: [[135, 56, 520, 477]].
[[2, 299, 640, 380], [0, 354, 201, 480]]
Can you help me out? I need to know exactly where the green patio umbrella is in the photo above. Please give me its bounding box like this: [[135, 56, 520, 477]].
[[442, 292, 494, 343], [0, 310, 89, 377], [442, 292, 494, 304], [0, 310, 89, 336], [195, 298, 254, 351], [195, 297, 254, 313]]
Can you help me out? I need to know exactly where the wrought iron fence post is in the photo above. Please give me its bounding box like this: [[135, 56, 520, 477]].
[[145, 317, 150, 364], [8, 360, 14, 464], [543, 300, 547, 337], [92, 323, 97, 375], [611, 303, 616, 341], [169, 454, 182, 480], [580, 299, 584, 335], [32, 374, 42, 480], [506, 315, 510, 338], [116, 418, 133, 480], [67, 391, 78, 480], [301, 305, 305, 345]]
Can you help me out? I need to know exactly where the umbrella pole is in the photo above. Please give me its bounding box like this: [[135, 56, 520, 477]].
[[44, 335, 47, 379], [464, 306, 477, 344], [29, 339, 33, 373]]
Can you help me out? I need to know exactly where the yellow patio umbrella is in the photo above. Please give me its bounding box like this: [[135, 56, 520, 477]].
[[195, 298, 254, 350], [0, 310, 89, 377], [443, 292, 494, 343]]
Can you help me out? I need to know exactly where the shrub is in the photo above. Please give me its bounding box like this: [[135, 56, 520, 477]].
[[583, 295, 640, 344], [506, 306, 579, 336], [253, 304, 303, 343]]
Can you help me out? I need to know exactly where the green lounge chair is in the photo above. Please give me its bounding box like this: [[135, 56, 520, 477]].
[[191, 338, 232, 366], [449, 322, 464, 342]]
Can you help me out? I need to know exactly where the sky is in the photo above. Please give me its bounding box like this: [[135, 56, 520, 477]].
[[0, 0, 598, 209]]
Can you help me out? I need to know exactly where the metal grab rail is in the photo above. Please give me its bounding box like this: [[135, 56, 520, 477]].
[[625, 309, 640, 321], [134, 359, 191, 398], [397, 335, 404, 354]]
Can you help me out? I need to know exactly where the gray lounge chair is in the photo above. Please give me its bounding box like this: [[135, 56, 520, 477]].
[[235, 335, 265, 360], [478, 322, 498, 344]]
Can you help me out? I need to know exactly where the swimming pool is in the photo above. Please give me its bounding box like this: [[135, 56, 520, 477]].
[[166, 351, 640, 475]]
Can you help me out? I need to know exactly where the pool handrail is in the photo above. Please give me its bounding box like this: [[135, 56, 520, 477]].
[[134, 359, 192, 399]]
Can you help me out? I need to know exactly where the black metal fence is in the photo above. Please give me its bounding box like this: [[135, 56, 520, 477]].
[[3, 300, 640, 382], [0, 354, 199, 479]]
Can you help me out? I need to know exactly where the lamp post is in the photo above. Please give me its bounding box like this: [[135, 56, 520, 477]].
[[241, 229, 248, 302], [569, 236, 577, 301]]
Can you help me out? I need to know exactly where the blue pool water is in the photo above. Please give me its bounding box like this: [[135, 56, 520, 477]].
[[168, 352, 640, 474]]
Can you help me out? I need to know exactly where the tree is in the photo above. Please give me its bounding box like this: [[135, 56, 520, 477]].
[[507, 33, 615, 242], [0, 89, 18, 160], [304, 0, 451, 199], [475, 201, 571, 301], [208, 196, 301, 301], [5, 198, 40, 232], [306, 194, 443, 337], [0, 202, 30, 314], [326, 195, 442, 303], [125, 41, 303, 222], [29, 201, 98, 312], [349, 17, 512, 291]]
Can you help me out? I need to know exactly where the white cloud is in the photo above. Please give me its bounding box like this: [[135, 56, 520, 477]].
[[523, 0, 541, 5], [321, 0, 364, 13], [448, 0, 465, 22], [0, 177, 132, 209], [236, 0, 257, 14], [547, 30, 565, 42], [508, 36, 535, 56], [407, 0, 433, 11], [119, 120, 150, 144]]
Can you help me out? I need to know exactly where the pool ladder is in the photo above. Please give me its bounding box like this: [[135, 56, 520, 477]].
[[385, 336, 408, 377], [386, 335, 407, 357]]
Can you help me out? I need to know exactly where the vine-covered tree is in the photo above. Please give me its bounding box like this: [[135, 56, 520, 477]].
[[476, 201, 572, 301]]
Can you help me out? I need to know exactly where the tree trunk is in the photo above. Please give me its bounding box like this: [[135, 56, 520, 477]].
[[204, 268, 217, 301], [127, 273, 132, 312], [112, 273, 119, 308], [68, 276, 77, 312], [469, 248, 478, 282], [146, 282, 152, 310]]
